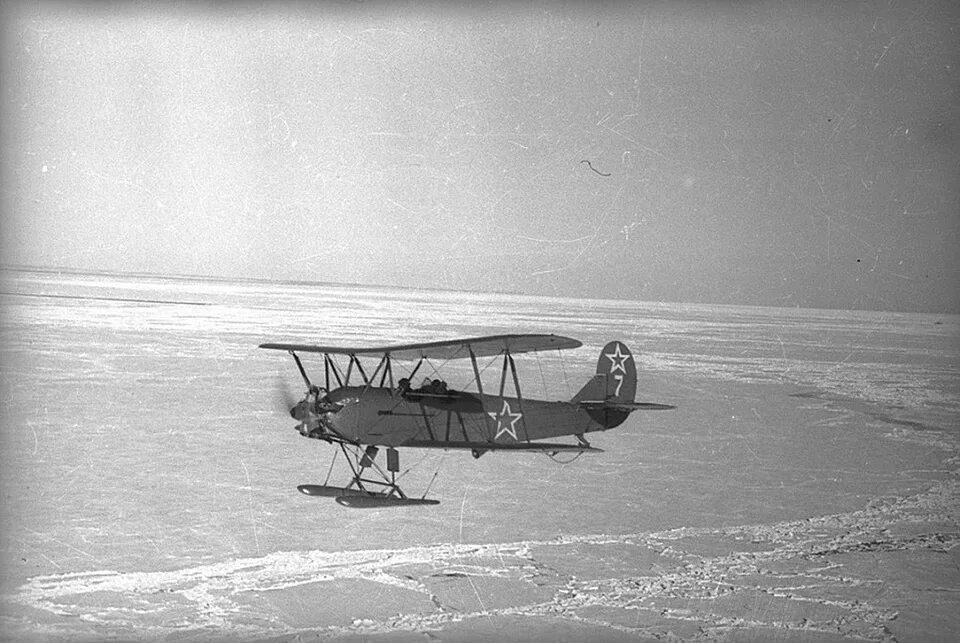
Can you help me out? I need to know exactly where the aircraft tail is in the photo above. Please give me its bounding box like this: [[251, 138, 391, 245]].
[[572, 340, 637, 428]]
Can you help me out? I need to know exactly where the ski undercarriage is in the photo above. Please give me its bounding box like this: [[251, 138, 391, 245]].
[[297, 430, 597, 507], [297, 439, 441, 508]]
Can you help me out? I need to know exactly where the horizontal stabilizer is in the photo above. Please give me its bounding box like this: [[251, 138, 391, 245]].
[[578, 401, 676, 412], [402, 440, 603, 453]]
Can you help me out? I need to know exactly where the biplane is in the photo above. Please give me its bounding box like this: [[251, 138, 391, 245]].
[[260, 334, 674, 507]]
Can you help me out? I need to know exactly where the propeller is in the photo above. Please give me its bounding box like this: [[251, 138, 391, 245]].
[[274, 352, 346, 440], [275, 376, 298, 416], [274, 375, 317, 434]]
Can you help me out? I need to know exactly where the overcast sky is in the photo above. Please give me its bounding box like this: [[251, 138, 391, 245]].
[[2, 1, 958, 312]]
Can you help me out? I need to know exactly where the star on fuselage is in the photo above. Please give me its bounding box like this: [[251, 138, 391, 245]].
[[488, 399, 523, 440]]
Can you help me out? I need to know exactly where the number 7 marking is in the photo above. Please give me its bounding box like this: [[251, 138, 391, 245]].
[[613, 374, 624, 397]]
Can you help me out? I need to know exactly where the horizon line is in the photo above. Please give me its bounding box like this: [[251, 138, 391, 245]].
[[1, 263, 956, 317]]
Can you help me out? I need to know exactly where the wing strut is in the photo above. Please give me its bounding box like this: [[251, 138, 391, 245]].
[[324, 355, 344, 388], [290, 351, 312, 389], [361, 355, 389, 396], [469, 346, 495, 441], [507, 352, 530, 443], [378, 355, 394, 388], [351, 356, 368, 384], [494, 350, 528, 442]]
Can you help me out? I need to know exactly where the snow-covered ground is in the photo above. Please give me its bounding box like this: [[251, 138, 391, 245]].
[[1, 269, 957, 641]]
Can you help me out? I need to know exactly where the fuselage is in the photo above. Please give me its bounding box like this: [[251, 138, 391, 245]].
[[323, 385, 609, 447]]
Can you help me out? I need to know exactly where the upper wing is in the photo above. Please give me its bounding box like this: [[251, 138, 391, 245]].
[[259, 333, 581, 360]]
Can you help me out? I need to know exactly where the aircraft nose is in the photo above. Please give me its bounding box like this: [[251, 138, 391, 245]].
[[290, 401, 306, 421]]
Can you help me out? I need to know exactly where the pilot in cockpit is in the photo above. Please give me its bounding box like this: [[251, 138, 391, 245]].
[[417, 378, 449, 395]]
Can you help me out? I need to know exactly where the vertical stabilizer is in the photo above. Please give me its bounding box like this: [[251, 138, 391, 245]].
[[598, 340, 637, 402], [572, 340, 637, 428]]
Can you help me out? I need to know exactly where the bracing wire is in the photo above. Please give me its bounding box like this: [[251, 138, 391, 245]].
[[423, 355, 471, 391], [416, 357, 455, 387], [421, 452, 446, 498], [479, 354, 500, 375], [383, 449, 446, 499], [322, 447, 339, 485], [466, 353, 502, 393], [394, 450, 432, 483], [422, 471, 440, 499], [558, 348, 571, 399], [421, 357, 440, 385], [535, 352, 548, 399]]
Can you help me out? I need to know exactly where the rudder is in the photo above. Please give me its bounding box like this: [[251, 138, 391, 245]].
[[597, 340, 637, 403]]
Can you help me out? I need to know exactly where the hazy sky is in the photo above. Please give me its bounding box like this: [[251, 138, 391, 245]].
[[2, 1, 958, 312]]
